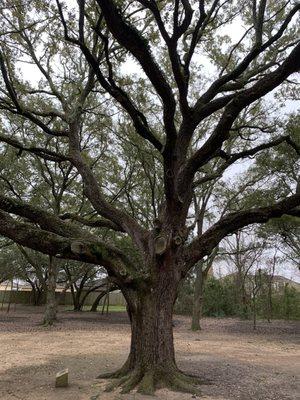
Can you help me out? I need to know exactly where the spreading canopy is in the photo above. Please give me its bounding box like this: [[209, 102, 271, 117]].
[[0, 0, 299, 281]]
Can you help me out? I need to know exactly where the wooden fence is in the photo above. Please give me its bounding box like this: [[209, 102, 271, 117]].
[[0, 289, 126, 306]]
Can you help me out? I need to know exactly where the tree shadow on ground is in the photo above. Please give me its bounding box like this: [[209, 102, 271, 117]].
[[1, 345, 298, 400], [0, 308, 184, 334]]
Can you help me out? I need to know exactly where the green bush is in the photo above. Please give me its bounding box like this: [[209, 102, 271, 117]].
[[175, 275, 300, 320], [203, 278, 236, 317]]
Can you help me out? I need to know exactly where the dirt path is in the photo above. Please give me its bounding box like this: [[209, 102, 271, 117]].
[[0, 306, 299, 400]]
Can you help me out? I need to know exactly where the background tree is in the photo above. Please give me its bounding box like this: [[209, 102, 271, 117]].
[[17, 246, 49, 306], [261, 251, 277, 322], [63, 262, 104, 311], [0, 0, 299, 394], [249, 113, 300, 270], [90, 278, 118, 312], [191, 248, 217, 330], [220, 229, 266, 318], [0, 240, 19, 285]]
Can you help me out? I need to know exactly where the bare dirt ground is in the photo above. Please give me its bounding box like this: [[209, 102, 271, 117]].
[[0, 305, 299, 400]]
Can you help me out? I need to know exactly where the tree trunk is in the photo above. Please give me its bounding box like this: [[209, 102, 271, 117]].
[[191, 263, 204, 331], [241, 290, 249, 319], [71, 285, 83, 311], [1, 280, 9, 311], [69, 284, 77, 310], [98, 274, 205, 395], [267, 280, 273, 323], [43, 256, 58, 326], [101, 292, 108, 315], [252, 295, 257, 330], [73, 291, 82, 311], [90, 291, 106, 312], [36, 286, 45, 306], [28, 281, 43, 306], [79, 286, 103, 311]]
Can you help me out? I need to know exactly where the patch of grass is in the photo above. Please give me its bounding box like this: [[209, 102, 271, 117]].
[[62, 304, 126, 312], [94, 305, 126, 312]]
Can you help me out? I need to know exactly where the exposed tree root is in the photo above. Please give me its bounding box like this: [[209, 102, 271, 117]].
[[176, 368, 212, 385], [99, 364, 207, 395], [120, 369, 143, 394], [104, 373, 132, 392], [41, 318, 57, 327], [137, 371, 155, 395], [97, 359, 132, 380], [42, 321, 54, 327], [165, 371, 202, 395]]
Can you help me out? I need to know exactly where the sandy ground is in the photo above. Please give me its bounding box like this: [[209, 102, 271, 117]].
[[0, 306, 299, 400]]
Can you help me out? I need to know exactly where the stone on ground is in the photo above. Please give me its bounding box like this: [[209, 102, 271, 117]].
[[55, 368, 69, 387]]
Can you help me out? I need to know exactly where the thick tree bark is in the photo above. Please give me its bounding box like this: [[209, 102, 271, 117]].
[[98, 267, 205, 395], [43, 256, 58, 326]]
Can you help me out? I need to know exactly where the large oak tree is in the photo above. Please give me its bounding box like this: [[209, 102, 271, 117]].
[[0, 0, 299, 394]]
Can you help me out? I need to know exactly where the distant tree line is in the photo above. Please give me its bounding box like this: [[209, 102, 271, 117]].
[[176, 274, 300, 322]]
